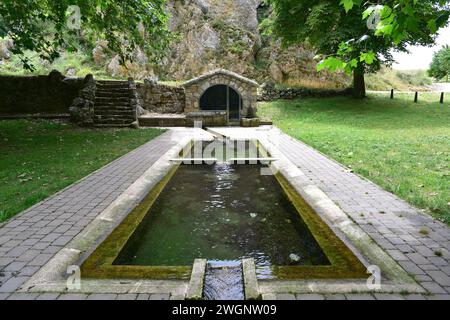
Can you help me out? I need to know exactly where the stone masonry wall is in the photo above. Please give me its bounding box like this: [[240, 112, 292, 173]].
[[69, 74, 96, 126], [183, 71, 258, 118], [0, 70, 83, 115], [258, 82, 353, 101], [137, 80, 185, 114]]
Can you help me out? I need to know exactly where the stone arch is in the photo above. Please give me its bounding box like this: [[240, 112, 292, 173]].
[[199, 84, 243, 121], [183, 69, 259, 123]]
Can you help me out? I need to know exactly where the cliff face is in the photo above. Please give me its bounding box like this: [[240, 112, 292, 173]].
[[158, 0, 348, 87], [0, 0, 348, 87]]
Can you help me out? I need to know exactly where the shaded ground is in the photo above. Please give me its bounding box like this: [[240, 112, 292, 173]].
[[0, 119, 164, 222], [258, 93, 450, 224]]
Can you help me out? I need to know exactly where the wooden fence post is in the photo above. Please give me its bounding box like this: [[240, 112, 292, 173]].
[[414, 92, 418, 103], [390, 89, 394, 99], [440, 92, 444, 104]]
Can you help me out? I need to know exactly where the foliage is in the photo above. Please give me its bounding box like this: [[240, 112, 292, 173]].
[[265, 0, 449, 97], [428, 45, 450, 81], [0, 50, 112, 78], [0, 0, 171, 71], [328, 0, 449, 73], [265, 1, 384, 71], [258, 94, 450, 224]]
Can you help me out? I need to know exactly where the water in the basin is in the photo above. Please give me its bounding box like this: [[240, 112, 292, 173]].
[[114, 163, 330, 277]]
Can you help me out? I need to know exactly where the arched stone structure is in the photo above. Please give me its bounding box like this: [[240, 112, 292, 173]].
[[183, 69, 259, 124]]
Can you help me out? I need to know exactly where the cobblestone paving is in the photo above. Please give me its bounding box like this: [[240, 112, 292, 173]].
[[277, 133, 450, 298], [1, 126, 449, 300], [264, 293, 449, 300], [0, 129, 188, 300], [212, 127, 450, 300]]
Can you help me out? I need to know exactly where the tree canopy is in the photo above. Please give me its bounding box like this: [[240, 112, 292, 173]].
[[0, 0, 171, 71], [429, 45, 450, 81], [266, 0, 449, 98]]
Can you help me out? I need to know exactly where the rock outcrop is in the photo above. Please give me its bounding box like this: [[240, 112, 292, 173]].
[[88, 0, 347, 86], [0, 1, 348, 87], [156, 0, 348, 87]]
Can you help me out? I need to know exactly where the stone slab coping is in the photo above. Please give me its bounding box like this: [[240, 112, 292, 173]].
[[169, 158, 218, 162], [140, 113, 186, 119], [183, 69, 259, 88], [229, 158, 278, 162], [210, 126, 425, 295], [242, 259, 260, 300], [19, 129, 216, 298], [186, 259, 207, 300], [187, 111, 227, 116]]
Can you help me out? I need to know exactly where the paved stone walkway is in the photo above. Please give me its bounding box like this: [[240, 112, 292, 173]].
[[0, 129, 204, 300], [1, 126, 449, 300], [212, 127, 450, 300]]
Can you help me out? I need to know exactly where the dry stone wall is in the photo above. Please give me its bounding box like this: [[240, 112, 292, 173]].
[[137, 80, 185, 114], [0, 70, 83, 115], [258, 82, 353, 102]]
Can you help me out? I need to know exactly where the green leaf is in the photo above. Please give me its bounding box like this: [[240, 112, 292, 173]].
[[317, 60, 327, 72], [402, 5, 414, 16], [340, 0, 354, 13], [362, 7, 375, 20], [317, 57, 347, 72], [360, 51, 376, 64], [349, 58, 358, 68]]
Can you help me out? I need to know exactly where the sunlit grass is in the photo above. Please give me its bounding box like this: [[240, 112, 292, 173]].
[[259, 93, 450, 224], [0, 120, 165, 222]]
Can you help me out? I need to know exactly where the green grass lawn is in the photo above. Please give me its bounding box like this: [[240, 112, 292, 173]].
[[0, 120, 165, 223], [258, 92, 450, 224]]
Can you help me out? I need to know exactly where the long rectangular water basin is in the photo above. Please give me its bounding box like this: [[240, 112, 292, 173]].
[[81, 140, 367, 280]]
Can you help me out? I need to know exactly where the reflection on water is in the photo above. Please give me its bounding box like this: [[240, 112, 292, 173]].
[[114, 162, 330, 278]]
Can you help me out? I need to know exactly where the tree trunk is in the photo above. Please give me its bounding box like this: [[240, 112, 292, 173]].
[[353, 65, 366, 99]]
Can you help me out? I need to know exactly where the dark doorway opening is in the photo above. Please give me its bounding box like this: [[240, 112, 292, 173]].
[[199, 85, 242, 122]]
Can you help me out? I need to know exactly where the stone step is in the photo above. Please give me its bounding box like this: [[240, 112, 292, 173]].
[[95, 101, 130, 106], [95, 90, 131, 98], [95, 110, 135, 116], [95, 97, 130, 103], [97, 80, 129, 84], [94, 123, 132, 128], [96, 119, 136, 124], [97, 81, 129, 87], [95, 115, 135, 120], [95, 93, 129, 97], [95, 113, 135, 118], [94, 105, 134, 112], [97, 84, 129, 89], [95, 118, 135, 125], [97, 86, 129, 91]]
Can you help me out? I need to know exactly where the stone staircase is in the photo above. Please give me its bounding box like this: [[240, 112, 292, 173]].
[[94, 80, 137, 127]]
